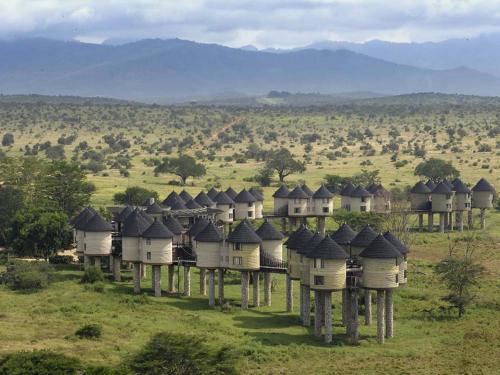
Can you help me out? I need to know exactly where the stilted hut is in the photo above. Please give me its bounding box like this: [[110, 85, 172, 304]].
[[431, 182, 454, 232], [383, 231, 409, 285], [73, 207, 97, 257], [186, 217, 209, 247], [368, 184, 391, 214], [452, 179, 472, 231], [312, 185, 333, 216], [225, 187, 238, 201], [249, 188, 264, 219], [410, 181, 431, 211], [207, 187, 219, 201], [82, 213, 113, 269], [145, 202, 164, 220], [471, 178, 496, 229], [340, 182, 355, 211], [114, 206, 132, 232], [350, 224, 378, 259], [301, 184, 314, 214], [287, 186, 309, 219], [194, 191, 216, 208], [349, 186, 372, 212], [273, 184, 289, 216], [164, 215, 185, 247], [213, 191, 235, 223], [234, 189, 257, 220]]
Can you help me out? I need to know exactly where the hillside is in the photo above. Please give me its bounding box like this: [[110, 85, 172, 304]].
[[0, 94, 135, 105], [1, 39, 500, 102]]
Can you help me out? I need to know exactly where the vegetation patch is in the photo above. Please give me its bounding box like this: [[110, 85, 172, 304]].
[[75, 324, 103, 340], [81, 267, 105, 284], [0, 261, 53, 291]]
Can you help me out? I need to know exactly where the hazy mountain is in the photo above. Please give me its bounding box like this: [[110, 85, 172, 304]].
[[1, 38, 500, 102], [299, 34, 500, 77]]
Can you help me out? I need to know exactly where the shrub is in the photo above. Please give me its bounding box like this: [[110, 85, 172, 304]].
[[81, 267, 104, 284], [0, 261, 53, 291], [75, 324, 102, 339], [49, 255, 73, 264], [0, 350, 82, 375]]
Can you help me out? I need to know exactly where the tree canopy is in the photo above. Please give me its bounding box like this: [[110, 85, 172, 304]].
[[414, 158, 460, 182], [113, 186, 159, 206], [264, 148, 305, 182], [154, 155, 206, 185]]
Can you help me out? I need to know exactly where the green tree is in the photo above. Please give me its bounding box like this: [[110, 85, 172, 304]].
[[1, 133, 14, 147], [45, 145, 65, 160], [265, 148, 305, 182], [154, 155, 206, 185], [414, 158, 460, 182], [113, 186, 159, 206], [435, 235, 485, 317], [0, 186, 25, 245]]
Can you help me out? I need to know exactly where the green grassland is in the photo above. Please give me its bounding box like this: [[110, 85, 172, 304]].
[[0, 96, 500, 373]]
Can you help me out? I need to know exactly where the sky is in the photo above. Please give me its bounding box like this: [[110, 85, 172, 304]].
[[1, 0, 500, 48]]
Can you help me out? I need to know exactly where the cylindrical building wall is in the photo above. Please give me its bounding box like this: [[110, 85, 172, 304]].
[[141, 238, 173, 264], [309, 259, 346, 291], [83, 232, 112, 256], [195, 241, 222, 269], [361, 258, 399, 289]]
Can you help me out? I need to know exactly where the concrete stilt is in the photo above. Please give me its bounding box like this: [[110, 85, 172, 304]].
[[385, 289, 394, 339], [418, 214, 423, 232], [480, 209, 486, 229], [183, 266, 191, 297], [324, 292, 332, 344], [112, 256, 121, 282], [281, 217, 287, 233], [428, 212, 433, 232], [133, 263, 141, 294], [303, 285, 311, 327], [364, 290, 372, 325], [141, 263, 147, 279], [208, 270, 215, 307], [316, 217, 326, 236], [457, 212, 464, 232], [439, 213, 445, 233], [299, 284, 304, 323], [218, 268, 225, 305], [349, 288, 359, 345], [443, 213, 448, 231], [286, 275, 293, 312], [93, 256, 101, 269], [314, 290, 322, 337], [84, 255, 91, 270], [153, 265, 161, 297], [264, 272, 271, 306], [468, 210, 473, 229], [253, 272, 260, 307], [241, 271, 249, 310], [342, 289, 347, 326], [377, 290, 385, 344], [108, 255, 114, 272], [345, 289, 352, 335], [168, 264, 176, 293], [199, 268, 207, 295], [448, 212, 453, 230]]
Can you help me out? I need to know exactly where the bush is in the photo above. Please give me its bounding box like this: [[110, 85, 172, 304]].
[[49, 255, 73, 264], [75, 324, 102, 339], [81, 267, 104, 284], [0, 350, 82, 375], [0, 261, 53, 291], [129, 332, 238, 375]]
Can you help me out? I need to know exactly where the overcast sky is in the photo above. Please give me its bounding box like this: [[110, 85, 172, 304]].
[[1, 0, 500, 48]]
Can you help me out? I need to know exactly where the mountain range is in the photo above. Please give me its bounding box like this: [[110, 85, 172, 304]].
[[1, 37, 500, 102]]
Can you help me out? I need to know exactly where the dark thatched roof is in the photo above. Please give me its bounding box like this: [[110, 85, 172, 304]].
[[84, 213, 113, 232], [330, 223, 357, 245], [73, 207, 97, 229], [194, 221, 223, 242], [225, 187, 238, 200], [432, 182, 452, 194], [194, 191, 215, 207], [145, 202, 164, 215], [301, 184, 314, 197], [185, 199, 202, 209], [350, 225, 378, 248], [256, 220, 284, 241], [213, 191, 235, 205], [227, 220, 262, 243], [288, 186, 309, 199], [452, 179, 471, 194], [359, 234, 402, 259], [472, 178, 495, 192], [411, 181, 431, 194], [142, 218, 174, 239], [313, 185, 333, 199], [287, 226, 314, 250], [249, 187, 264, 201], [163, 215, 184, 235], [207, 187, 219, 200], [340, 182, 355, 196], [179, 190, 193, 203], [308, 236, 348, 260], [187, 218, 210, 237], [350, 186, 372, 198], [297, 232, 324, 255], [273, 184, 289, 198], [234, 189, 257, 203], [383, 231, 409, 255], [162, 191, 181, 207], [122, 209, 150, 237]]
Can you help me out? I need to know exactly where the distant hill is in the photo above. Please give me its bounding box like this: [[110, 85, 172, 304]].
[[1, 38, 500, 102], [0, 94, 135, 105]]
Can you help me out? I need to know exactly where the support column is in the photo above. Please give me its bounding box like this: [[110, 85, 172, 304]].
[[324, 292, 332, 344], [448, 212, 453, 230], [208, 270, 215, 307], [299, 284, 304, 323], [153, 265, 161, 297], [428, 212, 433, 232], [281, 217, 287, 233], [377, 290, 385, 344], [443, 213, 448, 232], [183, 266, 191, 297], [218, 268, 225, 305], [241, 271, 249, 310], [303, 285, 311, 327], [199, 268, 207, 295], [113, 256, 121, 282], [286, 275, 293, 312], [480, 209, 486, 229], [468, 210, 473, 229], [345, 289, 352, 335], [84, 255, 91, 270], [439, 213, 445, 233], [168, 264, 176, 293], [418, 214, 423, 232], [253, 272, 260, 307], [93, 256, 101, 269], [141, 263, 147, 279], [342, 289, 347, 326], [264, 272, 271, 306], [314, 290, 322, 337], [133, 263, 141, 294], [385, 289, 394, 339], [364, 290, 372, 325], [108, 255, 114, 272], [349, 288, 359, 345], [316, 217, 326, 236], [457, 212, 464, 232]]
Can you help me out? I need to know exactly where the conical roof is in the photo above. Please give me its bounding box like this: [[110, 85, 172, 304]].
[[73, 207, 96, 229], [194, 221, 223, 242], [383, 231, 409, 255], [288, 226, 314, 250], [256, 220, 284, 241], [227, 220, 261, 243], [425, 180, 436, 191], [194, 191, 215, 207], [411, 181, 431, 194], [359, 234, 402, 259], [225, 187, 238, 200], [179, 190, 193, 203], [313, 185, 333, 199], [169, 196, 188, 210], [340, 182, 355, 196], [162, 191, 181, 207], [249, 187, 264, 201], [350, 225, 378, 248], [115, 206, 133, 222], [187, 217, 209, 237], [145, 202, 164, 215], [71, 207, 96, 226], [443, 179, 454, 189], [350, 186, 372, 198], [308, 236, 348, 260], [234, 188, 257, 203], [288, 186, 309, 199], [331, 223, 358, 245], [273, 184, 289, 198], [297, 232, 324, 255], [84, 213, 113, 232], [142, 218, 173, 239], [164, 215, 184, 235], [371, 184, 390, 197], [452, 178, 471, 194], [207, 187, 219, 200], [213, 191, 235, 205], [472, 178, 495, 192], [366, 183, 378, 193], [122, 209, 150, 237], [139, 209, 154, 224], [301, 184, 314, 196], [284, 224, 306, 247], [185, 199, 202, 209], [432, 181, 452, 194]]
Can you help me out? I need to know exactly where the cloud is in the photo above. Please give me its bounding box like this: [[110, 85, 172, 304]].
[[1, 0, 500, 47]]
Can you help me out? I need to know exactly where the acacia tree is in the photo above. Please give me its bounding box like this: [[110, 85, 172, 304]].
[[414, 158, 459, 182], [154, 155, 206, 185], [265, 148, 305, 182], [113, 186, 159, 205]]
